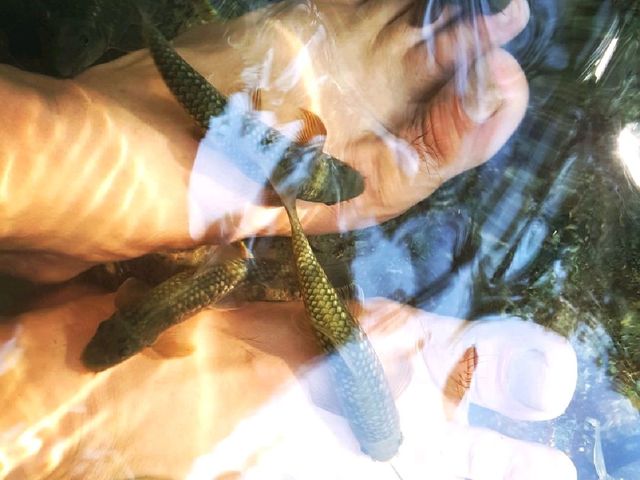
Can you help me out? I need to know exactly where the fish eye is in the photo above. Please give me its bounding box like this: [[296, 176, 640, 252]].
[[118, 343, 132, 357], [79, 34, 90, 47]]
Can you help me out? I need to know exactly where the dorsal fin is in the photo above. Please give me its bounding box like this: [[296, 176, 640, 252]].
[[442, 345, 478, 412], [146, 320, 198, 359], [251, 88, 263, 111], [295, 108, 327, 145]]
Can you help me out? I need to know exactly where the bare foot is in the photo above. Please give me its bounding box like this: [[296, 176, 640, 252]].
[[0, 287, 576, 479], [0, 0, 529, 281]]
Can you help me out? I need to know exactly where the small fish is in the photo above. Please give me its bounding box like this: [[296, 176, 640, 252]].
[[34, 0, 214, 77], [144, 24, 364, 205], [46, 7, 114, 78], [282, 197, 403, 461], [82, 258, 250, 371]]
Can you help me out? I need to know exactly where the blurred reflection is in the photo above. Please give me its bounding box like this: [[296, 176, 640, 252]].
[[617, 122, 640, 186]]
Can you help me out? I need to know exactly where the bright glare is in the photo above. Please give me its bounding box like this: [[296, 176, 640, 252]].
[[594, 36, 618, 81], [617, 122, 640, 186]]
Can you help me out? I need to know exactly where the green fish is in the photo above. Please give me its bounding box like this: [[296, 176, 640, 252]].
[[144, 23, 364, 205], [281, 198, 403, 461], [36, 0, 214, 77], [82, 257, 249, 371], [145, 27, 402, 460]]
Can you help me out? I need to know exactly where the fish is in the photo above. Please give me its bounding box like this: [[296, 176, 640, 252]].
[[281, 198, 403, 461], [144, 23, 364, 205], [8, 0, 215, 78], [82, 257, 250, 371], [44, 0, 119, 78], [145, 27, 402, 461]]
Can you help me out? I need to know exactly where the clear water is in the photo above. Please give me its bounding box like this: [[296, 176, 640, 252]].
[[0, 0, 639, 478]]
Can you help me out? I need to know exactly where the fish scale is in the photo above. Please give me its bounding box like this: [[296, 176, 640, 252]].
[[82, 258, 250, 371], [145, 24, 364, 205], [285, 202, 402, 461]]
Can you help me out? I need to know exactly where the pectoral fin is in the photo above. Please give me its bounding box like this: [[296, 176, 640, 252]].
[[335, 283, 365, 320], [256, 184, 284, 206], [295, 108, 327, 146], [114, 277, 152, 311], [251, 88, 263, 111], [146, 320, 199, 359]]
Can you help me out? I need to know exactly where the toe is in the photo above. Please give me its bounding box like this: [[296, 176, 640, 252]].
[[403, 48, 528, 184], [399, 0, 530, 94], [440, 425, 577, 480], [420, 314, 577, 422]]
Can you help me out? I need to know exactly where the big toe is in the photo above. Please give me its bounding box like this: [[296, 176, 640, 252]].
[[402, 48, 528, 190]]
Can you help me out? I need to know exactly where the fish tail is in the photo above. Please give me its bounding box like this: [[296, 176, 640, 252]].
[[281, 189, 403, 460]]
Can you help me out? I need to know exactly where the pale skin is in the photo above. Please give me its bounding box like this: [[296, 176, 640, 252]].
[[0, 0, 579, 478], [0, 0, 529, 281]]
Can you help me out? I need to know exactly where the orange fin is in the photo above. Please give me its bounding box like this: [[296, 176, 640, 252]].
[[146, 321, 198, 359], [335, 283, 364, 320], [115, 277, 152, 311], [212, 242, 251, 262], [251, 88, 263, 111], [257, 184, 284, 207], [443, 345, 478, 413], [295, 108, 327, 145]]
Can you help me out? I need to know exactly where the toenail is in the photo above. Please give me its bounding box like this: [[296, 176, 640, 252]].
[[497, 0, 530, 30], [507, 348, 550, 411]]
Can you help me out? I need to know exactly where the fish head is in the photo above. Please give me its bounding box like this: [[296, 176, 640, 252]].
[[292, 150, 365, 205], [82, 315, 141, 371], [48, 18, 109, 77]]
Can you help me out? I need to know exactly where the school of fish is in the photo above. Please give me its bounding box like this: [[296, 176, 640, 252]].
[[82, 23, 402, 460]]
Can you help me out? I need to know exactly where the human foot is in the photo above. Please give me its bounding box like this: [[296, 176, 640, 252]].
[[174, 0, 530, 238], [0, 0, 530, 281], [0, 289, 576, 479]]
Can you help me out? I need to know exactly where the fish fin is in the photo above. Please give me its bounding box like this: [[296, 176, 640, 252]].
[[318, 256, 352, 286], [442, 345, 478, 415], [236, 240, 253, 260], [335, 283, 365, 320], [251, 88, 263, 111], [194, 243, 248, 274], [257, 184, 284, 207], [295, 108, 327, 145], [114, 277, 152, 311], [149, 322, 198, 358], [208, 299, 246, 311]]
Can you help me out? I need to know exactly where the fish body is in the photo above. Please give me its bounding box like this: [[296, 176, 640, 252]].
[[0, 0, 214, 77], [283, 201, 402, 461], [145, 24, 364, 205], [82, 258, 249, 371]]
